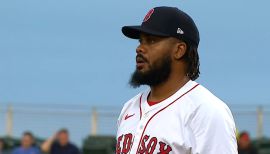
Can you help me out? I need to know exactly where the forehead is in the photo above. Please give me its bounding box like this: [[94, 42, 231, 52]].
[[139, 33, 167, 39], [23, 135, 32, 139], [139, 33, 181, 44], [58, 131, 68, 135]]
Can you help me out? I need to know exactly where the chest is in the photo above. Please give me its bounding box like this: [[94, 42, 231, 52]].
[[51, 146, 76, 154], [16, 148, 38, 154], [117, 104, 193, 154]]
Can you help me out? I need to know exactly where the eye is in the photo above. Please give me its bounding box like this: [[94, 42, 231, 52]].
[[146, 37, 158, 44], [138, 36, 160, 45]]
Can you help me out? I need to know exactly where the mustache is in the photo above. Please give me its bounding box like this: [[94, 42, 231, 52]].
[[136, 54, 148, 63]]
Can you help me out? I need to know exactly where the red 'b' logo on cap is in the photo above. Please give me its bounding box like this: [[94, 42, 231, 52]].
[[143, 9, 154, 22]]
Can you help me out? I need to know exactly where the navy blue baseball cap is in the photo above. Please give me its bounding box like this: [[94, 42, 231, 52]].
[[122, 6, 200, 46]]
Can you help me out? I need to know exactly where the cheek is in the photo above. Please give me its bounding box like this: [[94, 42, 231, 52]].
[[146, 49, 160, 66], [149, 53, 171, 67], [145, 44, 172, 67]]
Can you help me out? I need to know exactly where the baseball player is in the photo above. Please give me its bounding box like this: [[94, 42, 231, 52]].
[[116, 6, 237, 154]]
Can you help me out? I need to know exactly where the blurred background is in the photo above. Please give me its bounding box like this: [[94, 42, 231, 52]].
[[0, 0, 270, 154]]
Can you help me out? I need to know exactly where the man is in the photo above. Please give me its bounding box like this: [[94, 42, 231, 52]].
[[238, 132, 258, 154], [12, 132, 41, 154], [0, 138, 11, 154], [116, 6, 237, 154], [0, 138, 7, 154], [41, 129, 80, 154], [0, 138, 4, 154]]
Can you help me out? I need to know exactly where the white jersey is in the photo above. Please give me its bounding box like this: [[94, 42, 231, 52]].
[[116, 80, 237, 154]]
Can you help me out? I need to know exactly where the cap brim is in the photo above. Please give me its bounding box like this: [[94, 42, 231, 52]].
[[122, 26, 169, 39]]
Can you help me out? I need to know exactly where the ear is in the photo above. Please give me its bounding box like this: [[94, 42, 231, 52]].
[[173, 41, 187, 60]]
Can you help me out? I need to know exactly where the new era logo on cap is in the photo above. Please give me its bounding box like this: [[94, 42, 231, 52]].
[[177, 28, 184, 34]]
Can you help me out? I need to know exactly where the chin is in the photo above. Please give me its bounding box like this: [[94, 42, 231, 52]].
[[137, 66, 150, 73]]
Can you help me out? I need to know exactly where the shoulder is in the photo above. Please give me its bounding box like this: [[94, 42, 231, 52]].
[[118, 92, 144, 117], [51, 142, 58, 147], [68, 143, 79, 151], [50, 142, 59, 150], [122, 92, 143, 110], [70, 143, 78, 148], [12, 148, 20, 154], [180, 82, 235, 129], [187, 83, 236, 131], [184, 83, 237, 152], [117, 91, 145, 127], [187, 83, 233, 117], [31, 147, 41, 152]]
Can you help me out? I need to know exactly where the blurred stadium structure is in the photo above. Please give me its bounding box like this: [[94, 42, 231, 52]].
[[0, 103, 270, 146], [0, 103, 119, 146]]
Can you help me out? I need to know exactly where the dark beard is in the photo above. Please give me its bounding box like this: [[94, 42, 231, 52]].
[[129, 54, 172, 88]]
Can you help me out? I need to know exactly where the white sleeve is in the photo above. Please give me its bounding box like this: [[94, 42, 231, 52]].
[[189, 103, 238, 154], [117, 101, 131, 128]]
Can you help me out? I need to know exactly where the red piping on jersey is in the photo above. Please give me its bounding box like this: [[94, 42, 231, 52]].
[[147, 90, 176, 106], [136, 83, 199, 153], [119, 94, 143, 126], [139, 94, 143, 119]]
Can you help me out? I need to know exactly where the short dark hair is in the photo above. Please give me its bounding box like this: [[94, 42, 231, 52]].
[[183, 42, 200, 80], [23, 131, 34, 139], [58, 128, 69, 134]]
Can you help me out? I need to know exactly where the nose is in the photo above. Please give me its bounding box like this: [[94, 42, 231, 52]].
[[136, 43, 146, 54]]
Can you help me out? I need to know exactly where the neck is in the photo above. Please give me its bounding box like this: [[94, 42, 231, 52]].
[[148, 73, 190, 102]]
